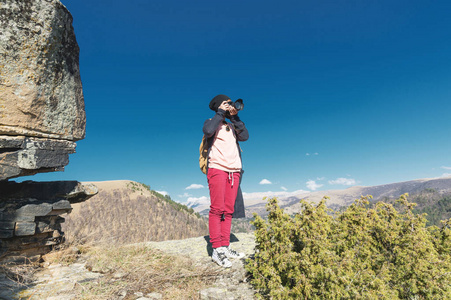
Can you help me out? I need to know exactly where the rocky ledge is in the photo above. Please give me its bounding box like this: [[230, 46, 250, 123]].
[[0, 0, 91, 264], [0, 181, 98, 264], [0, 135, 77, 180], [1, 233, 257, 300], [144, 233, 257, 299]]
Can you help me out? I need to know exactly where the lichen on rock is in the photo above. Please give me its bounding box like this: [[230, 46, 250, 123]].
[[0, 0, 86, 141]]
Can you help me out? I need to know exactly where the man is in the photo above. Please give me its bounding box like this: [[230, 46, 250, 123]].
[[203, 94, 249, 268]]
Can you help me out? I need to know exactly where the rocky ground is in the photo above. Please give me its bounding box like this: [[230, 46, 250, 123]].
[[0, 233, 256, 300], [144, 232, 256, 300]]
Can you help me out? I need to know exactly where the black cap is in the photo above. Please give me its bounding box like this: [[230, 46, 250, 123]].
[[209, 94, 230, 112]]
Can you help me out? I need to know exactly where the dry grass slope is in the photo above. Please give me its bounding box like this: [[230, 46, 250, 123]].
[[63, 181, 208, 246]]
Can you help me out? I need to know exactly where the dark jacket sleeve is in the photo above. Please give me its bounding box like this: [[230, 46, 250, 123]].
[[230, 114, 249, 142], [203, 109, 226, 138]]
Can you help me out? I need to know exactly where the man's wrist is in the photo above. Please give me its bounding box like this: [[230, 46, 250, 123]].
[[230, 114, 240, 121]]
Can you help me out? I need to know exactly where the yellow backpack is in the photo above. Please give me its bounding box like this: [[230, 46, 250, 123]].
[[199, 135, 208, 174]]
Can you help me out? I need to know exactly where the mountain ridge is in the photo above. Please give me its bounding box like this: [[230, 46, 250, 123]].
[[243, 176, 451, 216]]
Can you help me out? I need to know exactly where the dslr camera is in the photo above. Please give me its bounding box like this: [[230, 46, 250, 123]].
[[227, 98, 244, 111]]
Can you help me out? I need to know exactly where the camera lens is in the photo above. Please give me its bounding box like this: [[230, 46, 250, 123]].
[[234, 99, 244, 111]]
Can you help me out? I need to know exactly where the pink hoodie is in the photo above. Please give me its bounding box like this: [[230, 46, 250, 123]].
[[208, 122, 242, 172]]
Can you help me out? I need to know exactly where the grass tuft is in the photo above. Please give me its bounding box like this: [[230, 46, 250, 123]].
[[76, 243, 219, 299]]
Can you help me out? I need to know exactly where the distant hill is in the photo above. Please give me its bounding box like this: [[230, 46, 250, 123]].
[[63, 180, 208, 245], [242, 177, 451, 219], [371, 188, 451, 227]]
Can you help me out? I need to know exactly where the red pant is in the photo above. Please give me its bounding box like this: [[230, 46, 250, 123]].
[[207, 168, 241, 249]]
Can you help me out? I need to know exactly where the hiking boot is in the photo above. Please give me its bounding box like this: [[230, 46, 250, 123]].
[[212, 248, 232, 268], [224, 246, 245, 259]]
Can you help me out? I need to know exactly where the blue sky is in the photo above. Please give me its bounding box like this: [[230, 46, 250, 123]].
[[27, 0, 451, 206]]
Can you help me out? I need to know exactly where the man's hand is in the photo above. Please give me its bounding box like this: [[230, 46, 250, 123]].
[[218, 100, 238, 116], [228, 106, 238, 116], [218, 100, 230, 111]]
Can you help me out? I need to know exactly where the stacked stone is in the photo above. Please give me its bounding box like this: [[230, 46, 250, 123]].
[[0, 181, 97, 263], [0, 136, 77, 180]]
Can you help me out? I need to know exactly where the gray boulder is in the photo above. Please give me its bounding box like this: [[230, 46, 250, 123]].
[[0, 0, 86, 180], [0, 0, 85, 141]]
